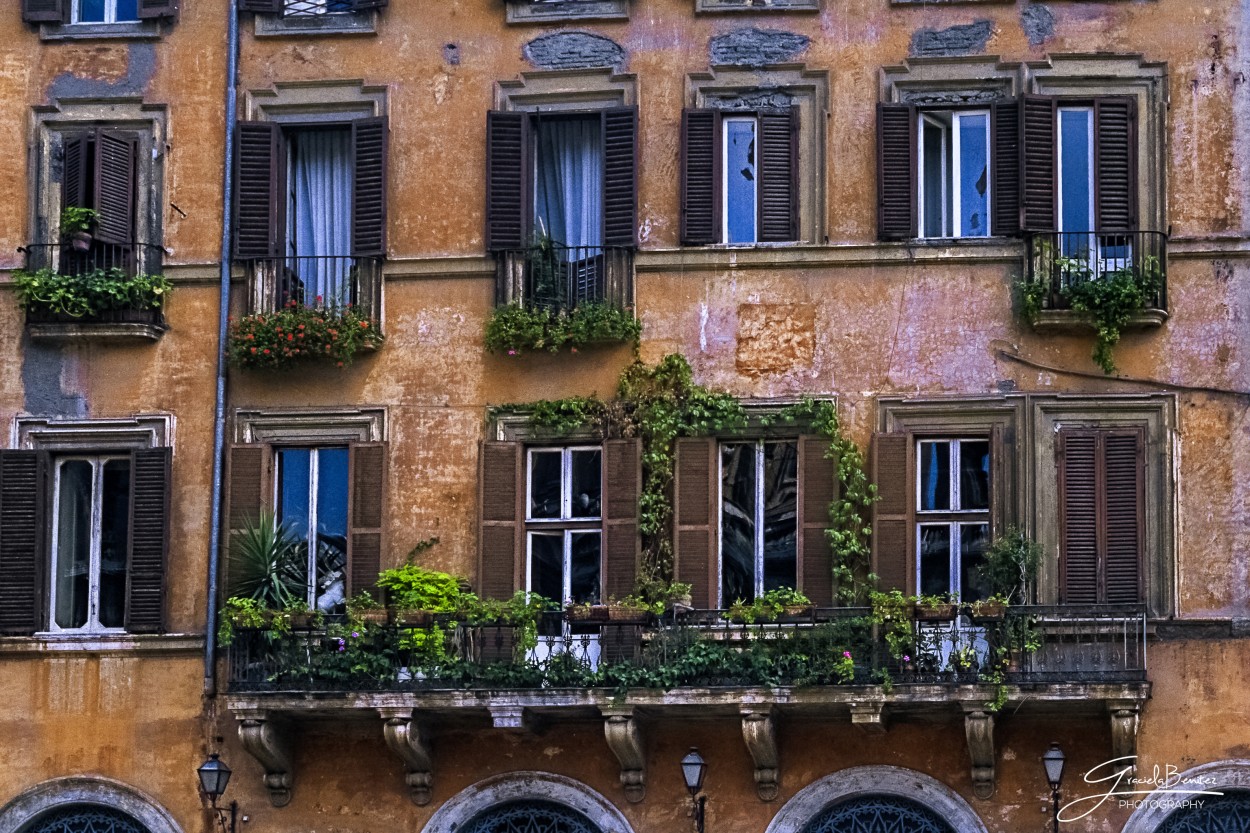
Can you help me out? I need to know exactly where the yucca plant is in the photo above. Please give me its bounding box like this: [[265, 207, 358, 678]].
[[226, 511, 307, 609]]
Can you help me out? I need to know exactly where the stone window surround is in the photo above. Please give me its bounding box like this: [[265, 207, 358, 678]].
[[505, 0, 629, 26], [420, 772, 635, 833], [232, 407, 387, 445], [0, 776, 184, 833], [38, 20, 164, 40], [254, 7, 378, 37], [494, 68, 637, 113], [13, 415, 173, 452]]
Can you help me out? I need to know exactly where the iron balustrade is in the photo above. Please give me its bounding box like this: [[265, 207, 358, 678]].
[[495, 244, 633, 311], [283, 0, 353, 14], [1024, 230, 1168, 312], [240, 254, 383, 320], [20, 241, 166, 278]]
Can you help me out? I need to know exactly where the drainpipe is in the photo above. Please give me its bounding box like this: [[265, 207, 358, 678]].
[[205, 0, 240, 697]]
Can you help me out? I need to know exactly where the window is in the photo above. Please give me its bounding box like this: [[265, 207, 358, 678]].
[[73, 0, 137, 23], [915, 439, 990, 600], [275, 447, 349, 610], [526, 447, 603, 603], [22, 0, 175, 26], [239, 0, 384, 16], [50, 456, 130, 632], [720, 440, 798, 603], [917, 110, 990, 239]]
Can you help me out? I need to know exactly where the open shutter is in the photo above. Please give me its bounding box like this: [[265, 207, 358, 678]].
[[126, 448, 170, 634], [238, 0, 282, 12], [680, 108, 718, 246], [1095, 96, 1138, 233], [93, 131, 137, 246], [758, 108, 799, 243], [870, 433, 911, 593], [877, 103, 916, 240], [62, 135, 89, 213], [479, 442, 522, 600], [798, 436, 836, 606], [22, 0, 65, 23], [602, 439, 641, 601], [235, 121, 284, 259], [674, 438, 718, 609], [992, 98, 1020, 237], [602, 106, 638, 249], [1103, 430, 1143, 604], [1058, 430, 1099, 604], [989, 424, 1010, 541], [352, 116, 388, 257], [1019, 94, 1057, 232], [348, 442, 387, 600], [485, 111, 528, 252], [351, 0, 388, 9], [0, 451, 47, 636], [137, 0, 178, 19], [224, 444, 270, 596]]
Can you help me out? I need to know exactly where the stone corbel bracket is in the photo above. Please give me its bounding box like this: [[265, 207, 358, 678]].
[[379, 708, 434, 806], [235, 710, 294, 807], [849, 699, 889, 733], [601, 707, 645, 803], [1108, 699, 1141, 788], [962, 706, 996, 800], [741, 709, 779, 802]]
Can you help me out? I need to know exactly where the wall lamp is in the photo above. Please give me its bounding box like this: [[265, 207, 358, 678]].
[[198, 754, 239, 833], [1042, 742, 1066, 833], [680, 747, 707, 833]]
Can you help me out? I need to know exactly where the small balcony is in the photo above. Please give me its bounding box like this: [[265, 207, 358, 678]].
[[495, 243, 634, 311], [241, 254, 383, 321]]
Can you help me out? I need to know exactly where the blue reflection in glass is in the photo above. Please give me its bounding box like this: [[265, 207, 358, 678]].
[[958, 114, 989, 236], [78, 0, 106, 22], [115, 0, 139, 20], [1060, 109, 1093, 256], [724, 118, 756, 244]]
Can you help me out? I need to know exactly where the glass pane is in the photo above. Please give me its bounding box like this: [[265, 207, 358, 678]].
[[77, 0, 106, 22], [569, 449, 601, 518], [315, 448, 348, 609], [724, 118, 757, 245], [921, 118, 946, 238], [569, 532, 601, 604], [1059, 109, 1093, 241], [919, 441, 951, 511], [528, 533, 564, 602], [959, 523, 991, 602], [54, 461, 93, 629], [761, 441, 798, 592], [957, 113, 989, 237], [720, 443, 756, 604], [114, 0, 139, 20], [528, 451, 562, 519], [918, 525, 952, 597], [277, 449, 311, 539], [98, 460, 130, 628], [958, 440, 991, 511]]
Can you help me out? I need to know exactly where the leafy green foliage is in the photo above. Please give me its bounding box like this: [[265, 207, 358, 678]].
[[225, 511, 306, 609], [484, 302, 642, 355], [977, 526, 1041, 604], [13, 267, 171, 318], [228, 299, 383, 370], [59, 206, 98, 235], [375, 542, 465, 613]]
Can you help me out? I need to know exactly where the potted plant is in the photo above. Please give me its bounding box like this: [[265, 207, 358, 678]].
[[968, 594, 1010, 621], [768, 587, 813, 620], [225, 511, 307, 611], [375, 541, 461, 627], [565, 599, 609, 622], [869, 589, 917, 663], [345, 590, 388, 626], [606, 594, 656, 623], [976, 527, 1042, 604], [60, 206, 98, 252], [284, 599, 322, 631], [460, 591, 557, 663], [217, 596, 272, 646], [915, 593, 958, 621]]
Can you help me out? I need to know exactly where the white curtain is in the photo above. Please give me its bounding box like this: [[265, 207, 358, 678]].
[[534, 117, 602, 254], [289, 129, 352, 307]]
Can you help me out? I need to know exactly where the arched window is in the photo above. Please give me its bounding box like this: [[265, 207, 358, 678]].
[[462, 800, 601, 833], [24, 807, 149, 833], [1154, 790, 1250, 833], [799, 796, 957, 833]]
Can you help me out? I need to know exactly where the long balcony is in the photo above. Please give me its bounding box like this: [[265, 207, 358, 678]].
[[494, 243, 633, 310], [1023, 230, 1168, 328]]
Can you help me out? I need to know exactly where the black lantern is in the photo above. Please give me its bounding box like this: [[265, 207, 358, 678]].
[[1042, 742, 1066, 833], [197, 754, 238, 833], [680, 748, 707, 833]]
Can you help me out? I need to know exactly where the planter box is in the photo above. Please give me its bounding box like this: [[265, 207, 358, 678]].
[[915, 603, 957, 622], [392, 609, 434, 628], [26, 307, 167, 342], [607, 605, 651, 623]]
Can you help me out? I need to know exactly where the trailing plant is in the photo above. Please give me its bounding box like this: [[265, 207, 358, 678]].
[[225, 511, 306, 610], [13, 267, 171, 318], [977, 526, 1041, 604], [628, 578, 693, 610], [484, 302, 642, 355], [345, 590, 385, 614], [228, 299, 383, 371], [59, 206, 98, 236], [869, 590, 916, 661], [723, 588, 812, 624], [217, 596, 271, 646]]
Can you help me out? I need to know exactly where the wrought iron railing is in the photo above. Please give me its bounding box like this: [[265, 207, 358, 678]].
[[495, 244, 633, 311], [20, 242, 166, 278], [283, 0, 353, 15], [1024, 230, 1168, 312], [240, 254, 383, 321]]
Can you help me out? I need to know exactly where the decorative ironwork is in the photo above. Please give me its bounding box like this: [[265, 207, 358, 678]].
[[462, 801, 601, 833], [27, 807, 150, 833], [1156, 790, 1250, 833], [1023, 230, 1168, 313], [800, 796, 956, 833]]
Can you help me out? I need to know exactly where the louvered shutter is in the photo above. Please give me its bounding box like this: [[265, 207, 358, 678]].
[[351, 0, 388, 8], [22, 0, 65, 23], [602, 106, 638, 249], [989, 424, 1010, 541], [348, 442, 387, 599], [485, 111, 528, 252], [126, 448, 170, 633], [1019, 94, 1057, 232], [877, 103, 916, 241], [1059, 430, 1099, 604], [0, 451, 47, 636], [351, 117, 388, 257], [992, 98, 1020, 237], [674, 438, 718, 609], [870, 433, 911, 593], [93, 131, 137, 246], [234, 121, 285, 259], [602, 439, 641, 601], [680, 109, 718, 246], [479, 442, 522, 600], [62, 135, 89, 213], [137, 0, 178, 19], [1103, 430, 1144, 603], [758, 108, 799, 243], [1095, 96, 1138, 233], [237, 0, 282, 13], [226, 445, 270, 531], [798, 436, 836, 606]]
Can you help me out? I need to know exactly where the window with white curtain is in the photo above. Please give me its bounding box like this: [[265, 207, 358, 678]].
[[284, 127, 353, 307], [533, 114, 603, 252]]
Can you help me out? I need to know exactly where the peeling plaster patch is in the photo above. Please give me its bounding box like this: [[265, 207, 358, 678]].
[[1021, 5, 1055, 47], [21, 343, 87, 417], [736, 304, 815, 376], [710, 28, 809, 68], [47, 42, 156, 100], [910, 21, 993, 58], [523, 33, 625, 71]]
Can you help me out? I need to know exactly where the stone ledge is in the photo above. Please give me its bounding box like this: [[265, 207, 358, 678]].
[[1029, 308, 1168, 334], [0, 634, 204, 654], [27, 320, 168, 342]]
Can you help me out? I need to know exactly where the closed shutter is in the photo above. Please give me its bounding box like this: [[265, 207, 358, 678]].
[[680, 108, 718, 245], [757, 108, 799, 243], [479, 442, 522, 600], [62, 135, 89, 213], [798, 436, 836, 606], [602, 106, 638, 249], [234, 121, 285, 259], [0, 451, 47, 635], [137, 0, 178, 19], [1059, 430, 1100, 604], [992, 99, 1020, 237], [485, 111, 529, 252], [351, 0, 388, 9], [238, 0, 282, 12], [602, 439, 641, 601], [877, 103, 916, 240], [22, 0, 65, 23], [870, 433, 911, 593], [674, 438, 717, 609], [93, 131, 137, 246], [1103, 430, 1144, 603], [348, 442, 387, 599], [352, 116, 388, 257], [126, 448, 170, 633], [1095, 96, 1138, 233], [1019, 94, 1057, 232]]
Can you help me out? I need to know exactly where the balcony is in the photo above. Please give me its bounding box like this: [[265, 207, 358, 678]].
[[495, 244, 633, 311], [241, 254, 383, 321]]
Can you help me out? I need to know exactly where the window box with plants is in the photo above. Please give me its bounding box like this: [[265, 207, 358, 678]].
[[14, 265, 171, 342], [228, 299, 383, 371]]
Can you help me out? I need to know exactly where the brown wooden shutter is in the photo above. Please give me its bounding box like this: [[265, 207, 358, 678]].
[[877, 103, 916, 241], [1094, 96, 1138, 233], [479, 442, 522, 600], [992, 98, 1020, 237], [1103, 430, 1144, 604], [989, 424, 1009, 541], [352, 116, 388, 257], [798, 436, 836, 606], [93, 131, 137, 246], [126, 447, 170, 634], [680, 108, 718, 246], [758, 108, 799, 243], [351, 0, 388, 9], [62, 135, 89, 213], [348, 442, 387, 599], [226, 445, 270, 531], [602, 439, 641, 601], [602, 106, 638, 249], [22, 0, 65, 23], [0, 451, 47, 636], [237, 0, 282, 12], [235, 121, 285, 259], [485, 111, 529, 252], [870, 433, 911, 593], [674, 438, 718, 609], [137, 0, 178, 19], [1058, 430, 1099, 604], [1019, 94, 1057, 232]]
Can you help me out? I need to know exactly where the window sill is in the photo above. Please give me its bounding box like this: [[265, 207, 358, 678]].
[[26, 309, 168, 343], [1029, 308, 1169, 334], [0, 633, 204, 654], [505, 0, 629, 24], [254, 10, 376, 36], [39, 20, 163, 40], [696, 0, 819, 11]]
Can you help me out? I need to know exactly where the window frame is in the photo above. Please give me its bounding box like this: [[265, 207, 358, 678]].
[[914, 437, 992, 600], [716, 438, 800, 606], [916, 108, 992, 239], [71, 0, 138, 23], [274, 445, 351, 610], [721, 114, 759, 245], [524, 445, 603, 604]]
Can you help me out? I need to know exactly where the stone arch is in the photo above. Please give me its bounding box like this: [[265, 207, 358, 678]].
[[419, 772, 635, 833], [0, 777, 183, 833], [1122, 759, 1250, 833], [764, 766, 988, 833]]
